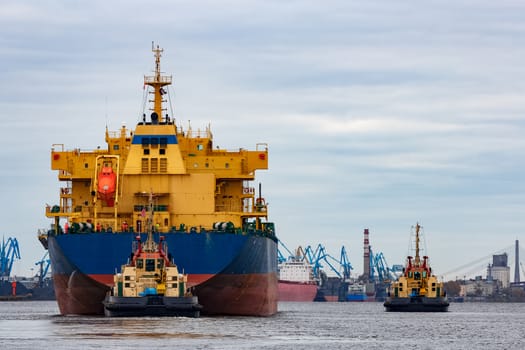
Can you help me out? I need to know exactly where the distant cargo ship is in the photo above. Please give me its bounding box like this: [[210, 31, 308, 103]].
[[314, 276, 348, 302], [40, 43, 278, 316], [0, 277, 55, 301], [346, 282, 375, 302], [278, 247, 318, 302]]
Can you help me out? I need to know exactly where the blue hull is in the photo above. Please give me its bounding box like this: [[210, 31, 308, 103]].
[[347, 294, 369, 302], [47, 231, 278, 316]]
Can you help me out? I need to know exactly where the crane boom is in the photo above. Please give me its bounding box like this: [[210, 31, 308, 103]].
[[1, 237, 21, 280]]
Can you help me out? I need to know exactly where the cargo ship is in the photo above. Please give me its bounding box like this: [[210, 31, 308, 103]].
[[39, 43, 278, 316], [346, 282, 374, 302], [384, 223, 449, 312], [278, 247, 318, 301], [314, 275, 348, 302]]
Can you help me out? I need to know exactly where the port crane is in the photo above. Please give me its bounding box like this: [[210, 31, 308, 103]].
[[0, 237, 21, 281], [277, 239, 295, 263], [34, 252, 51, 287], [305, 244, 353, 280], [369, 247, 396, 283]]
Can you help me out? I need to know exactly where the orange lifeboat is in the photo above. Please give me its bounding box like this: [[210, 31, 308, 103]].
[[97, 166, 116, 206]]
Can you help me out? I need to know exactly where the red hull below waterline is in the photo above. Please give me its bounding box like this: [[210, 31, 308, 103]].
[[53, 271, 278, 316]]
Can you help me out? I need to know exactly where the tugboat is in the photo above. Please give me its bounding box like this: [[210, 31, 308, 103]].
[[384, 223, 449, 312], [103, 197, 202, 317]]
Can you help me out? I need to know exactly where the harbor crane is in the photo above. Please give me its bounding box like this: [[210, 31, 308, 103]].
[[0, 237, 21, 281], [34, 252, 51, 288], [305, 244, 353, 281], [369, 247, 396, 283], [277, 239, 295, 263]]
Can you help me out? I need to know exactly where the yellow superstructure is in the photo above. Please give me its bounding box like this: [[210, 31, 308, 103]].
[[389, 266, 443, 299], [47, 44, 270, 236]]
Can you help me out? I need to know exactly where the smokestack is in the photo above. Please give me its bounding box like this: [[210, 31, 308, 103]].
[[363, 228, 370, 281], [515, 240, 520, 283]]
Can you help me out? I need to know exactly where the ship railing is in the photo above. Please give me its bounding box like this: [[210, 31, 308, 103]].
[[214, 204, 267, 218], [144, 75, 172, 84], [256, 143, 268, 151], [106, 130, 133, 139], [46, 204, 73, 215], [60, 187, 72, 197], [178, 128, 211, 139]]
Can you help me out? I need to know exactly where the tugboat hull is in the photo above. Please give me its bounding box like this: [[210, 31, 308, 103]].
[[104, 295, 202, 317], [384, 297, 449, 312]]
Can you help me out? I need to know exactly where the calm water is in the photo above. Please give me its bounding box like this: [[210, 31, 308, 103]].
[[1, 301, 524, 349]]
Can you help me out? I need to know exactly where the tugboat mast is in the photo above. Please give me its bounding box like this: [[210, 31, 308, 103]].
[[144, 42, 172, 122], [414, 223, 421, 267]]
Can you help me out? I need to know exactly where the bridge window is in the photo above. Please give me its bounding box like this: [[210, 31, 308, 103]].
[[160, 158, 167, 172], [142, 137, 150, 146], [145, 259, 155, 272], [141, 158, 149, 173], [151, 158, 158, 172]]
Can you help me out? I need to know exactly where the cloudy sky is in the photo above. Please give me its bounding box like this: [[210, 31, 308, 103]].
[[1, 0, 525, 280]]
